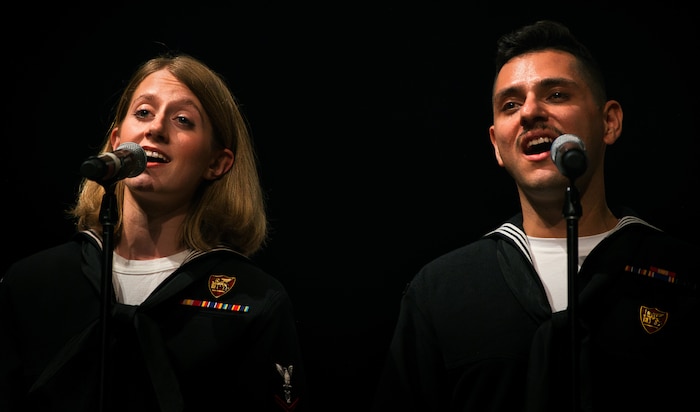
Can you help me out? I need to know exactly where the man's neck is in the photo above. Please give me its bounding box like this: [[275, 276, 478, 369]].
[[520, 193, 618, 238]]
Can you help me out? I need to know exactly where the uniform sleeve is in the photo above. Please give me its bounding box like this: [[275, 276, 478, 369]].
[[0, 271, 25, 411], [260, 289, 308, 412], [371, 276, 448, 412]]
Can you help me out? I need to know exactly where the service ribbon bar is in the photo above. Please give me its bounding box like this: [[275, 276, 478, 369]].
[[625, 265, 676, 284], [180, 298, 250, 312]]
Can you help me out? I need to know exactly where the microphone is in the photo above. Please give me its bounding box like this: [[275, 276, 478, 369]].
[[550, 134, 587, 179], [80, 142, 147, 183]]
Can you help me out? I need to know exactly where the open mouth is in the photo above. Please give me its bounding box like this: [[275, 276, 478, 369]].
[[144, 149, 170, 163], [523, 136, 554, 155]]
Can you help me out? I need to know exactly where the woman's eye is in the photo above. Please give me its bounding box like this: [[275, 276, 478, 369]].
[[135, 109, 150, 119], [175, 116, 195, 127]]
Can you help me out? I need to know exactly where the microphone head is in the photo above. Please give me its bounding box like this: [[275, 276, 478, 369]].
[[550, 134, 587, 179], [116, 142, 147, 177]]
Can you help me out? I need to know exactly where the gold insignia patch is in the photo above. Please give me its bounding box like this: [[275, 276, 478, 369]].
[[639, 306, 668, 334], [209, 275, 236, 298]]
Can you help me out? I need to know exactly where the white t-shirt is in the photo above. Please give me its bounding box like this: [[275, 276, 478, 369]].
[[528, 231, 611, 312], [112, 250, 190, 305]]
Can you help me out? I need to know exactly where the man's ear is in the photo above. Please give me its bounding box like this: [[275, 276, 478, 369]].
[[205, 148, 235, 180], [602, 100, 623, 145], [489, 125, 505, 167]]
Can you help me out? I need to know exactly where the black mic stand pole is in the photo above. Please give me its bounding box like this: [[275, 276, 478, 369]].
[[98, 181, 119, 412], [563, 178, 582, 412]]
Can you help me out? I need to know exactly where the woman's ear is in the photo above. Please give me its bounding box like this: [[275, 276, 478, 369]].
[[110, 127, 121, 150], [205, 148, 235, 180]]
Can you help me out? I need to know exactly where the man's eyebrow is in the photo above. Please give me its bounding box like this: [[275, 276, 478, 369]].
[[493, 77, 577, 103], [538, 77, 577, 89], [493, 85, 520, 104]]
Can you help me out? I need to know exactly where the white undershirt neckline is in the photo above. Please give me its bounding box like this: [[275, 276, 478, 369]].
[[112, 250, 190, 305], [527, 231, 611, 312]]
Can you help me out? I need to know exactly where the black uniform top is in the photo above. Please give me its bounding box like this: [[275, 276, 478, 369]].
[[372, 211, 699, 412], [0, 230, 307, 412]]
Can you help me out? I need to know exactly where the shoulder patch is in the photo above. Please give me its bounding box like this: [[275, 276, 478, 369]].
[[639, 306, 668, 334], [209, 274, 236, 298]]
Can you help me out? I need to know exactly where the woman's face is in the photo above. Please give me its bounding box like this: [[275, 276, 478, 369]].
[[111, 69, 233, 211]]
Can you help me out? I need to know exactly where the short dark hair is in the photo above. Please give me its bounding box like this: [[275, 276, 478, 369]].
[[494, 20, 607, 103]]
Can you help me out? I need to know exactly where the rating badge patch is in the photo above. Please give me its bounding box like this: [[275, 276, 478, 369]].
[[209, 274, 236, 298], [639, 306, 668, 334]]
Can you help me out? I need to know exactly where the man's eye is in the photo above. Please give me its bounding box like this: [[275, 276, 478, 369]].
[[549, 91, 568, 101], [502, 101, 519, 111]]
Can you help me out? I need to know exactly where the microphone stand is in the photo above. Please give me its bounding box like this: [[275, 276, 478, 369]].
[[562, 179, 582, 412], [97, 181, 119, 412]]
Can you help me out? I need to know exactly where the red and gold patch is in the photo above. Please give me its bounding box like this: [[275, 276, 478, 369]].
[[639, 306, 668, 334], [209, 274, 236, 298]]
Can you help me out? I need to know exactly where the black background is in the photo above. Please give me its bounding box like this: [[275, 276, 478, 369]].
[[5, 2, 698, 410]]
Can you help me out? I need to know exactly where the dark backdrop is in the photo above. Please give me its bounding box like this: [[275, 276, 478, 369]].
[[5, 3, 698, 410]]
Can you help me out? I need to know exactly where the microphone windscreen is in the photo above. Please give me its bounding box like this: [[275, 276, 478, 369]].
[[116, 142, 147, 177], [551, 134, 587, 179]]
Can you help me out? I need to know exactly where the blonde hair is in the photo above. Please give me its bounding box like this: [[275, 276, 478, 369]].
[[69, 53, 268, 257]]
